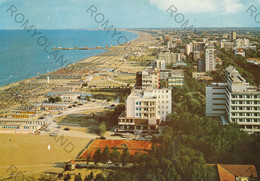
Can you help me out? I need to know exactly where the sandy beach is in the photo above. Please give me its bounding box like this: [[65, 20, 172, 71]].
[[0, 30, 158, 113]]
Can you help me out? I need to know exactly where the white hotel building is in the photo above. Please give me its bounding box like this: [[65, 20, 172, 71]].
[[204, 45, 216, 72], [206, 66, 260, 134], [118, 88, 172, 133]]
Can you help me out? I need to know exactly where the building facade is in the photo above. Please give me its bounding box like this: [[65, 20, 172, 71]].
[[118, 88, 172, 133], [204, 45, 216, 72], [206, 66, 260, 134], [141, 69, 160, 89]]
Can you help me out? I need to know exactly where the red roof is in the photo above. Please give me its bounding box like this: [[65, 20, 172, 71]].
[[207, 164, 257, 181]]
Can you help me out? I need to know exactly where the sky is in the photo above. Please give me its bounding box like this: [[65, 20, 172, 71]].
[[0, 0, 260, 29]]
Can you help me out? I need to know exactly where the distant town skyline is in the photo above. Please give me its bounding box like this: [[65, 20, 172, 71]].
[[0, 0, 260, 29]]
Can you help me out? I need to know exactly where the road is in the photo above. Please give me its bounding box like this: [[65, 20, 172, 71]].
[[40, 100, 119, 139]]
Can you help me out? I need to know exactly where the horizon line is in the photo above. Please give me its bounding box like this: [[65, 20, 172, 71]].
[[0, 27, 260, 30]]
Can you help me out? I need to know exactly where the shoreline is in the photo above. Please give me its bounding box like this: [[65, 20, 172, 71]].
[[0, 29, 157, 113], [0, 29, 140, 91]]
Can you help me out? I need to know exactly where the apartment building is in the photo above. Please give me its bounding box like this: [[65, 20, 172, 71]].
[[206, 66, 260, 134], [158, 49, 181, 65], [168, 70, 184, 87], [141, 69, 160, 89], [204, 45, 216, 72], [230, 31, 237, 40], [136, 68, 184, 89], [156, 59, 166, 70], [234, 38, 250, 47], [118, 88, 172, 133], [158, 49, 174, 65], [220, 40, 234, 50], [186, 43, 193, 55], [206, 83, 227, 116]]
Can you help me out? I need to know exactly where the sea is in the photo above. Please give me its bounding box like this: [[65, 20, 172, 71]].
[[0, 29, 138, 87]]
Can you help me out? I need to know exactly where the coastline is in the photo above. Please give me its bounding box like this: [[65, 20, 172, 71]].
[[0, 30, 155, 113], [0, 29, 139, 91]]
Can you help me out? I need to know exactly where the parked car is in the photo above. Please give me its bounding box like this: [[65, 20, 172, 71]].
[[110, 104, 115, 107], [64, 127, 70, 131], [100, 136, 106, 139], [68, 106, 72, 108], [72, 105, 76, 107]]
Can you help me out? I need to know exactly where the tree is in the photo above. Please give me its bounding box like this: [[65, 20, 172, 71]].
[[111, 147, 121, 164], [94, 174, 105, 181], [121, 147, 130, 166], [74, 173, 82, 181], [84, 172, 94, 181], [64, 174, 71, 181], [101, 145, 110, 163], [48, 96, 62, 103], [48, 96, 55, 103], [55, 96, 62, 102], [98, 122, 106, 136], [93, 148, 101, 165]]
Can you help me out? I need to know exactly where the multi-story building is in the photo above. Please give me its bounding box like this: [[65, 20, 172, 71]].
[[118, 88, 172, 133], [141, 69, 160, 89], [158, 49, 174, 65], [186, 43, 193, 55], [204, 45, 216, 72], [230, 31, 237, 40], [206, 83, 227, 116], [158, 50, 181, 65], [234, 38, 250, 47], [156, 59, 166, 70], [192, 51, 202, 61], [168, 70, 184, 87], [136, 68, 184, 89], [220, 40, 234, 50], [192, 42, 206, 52], [197, 58, 205, 72], [206, 66, 260, 134]]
